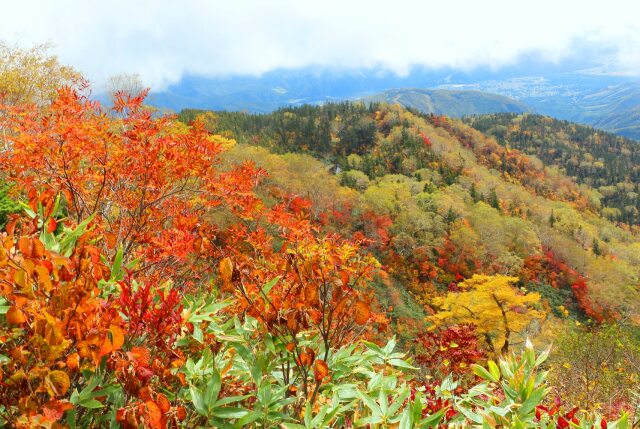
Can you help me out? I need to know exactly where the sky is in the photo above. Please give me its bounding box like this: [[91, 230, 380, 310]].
[[2, 0, 639, 90]]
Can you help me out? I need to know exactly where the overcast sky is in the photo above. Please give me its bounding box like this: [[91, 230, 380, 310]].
[[2, 0, 639, 90]]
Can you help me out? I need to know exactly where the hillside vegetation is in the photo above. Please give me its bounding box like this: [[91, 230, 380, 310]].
[[465, 113, 640, 224], [181, 103, 640, 325], [0, 44, 638, 427]]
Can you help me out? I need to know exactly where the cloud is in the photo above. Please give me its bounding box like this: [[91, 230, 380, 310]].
[[2, 0, 639, 90]]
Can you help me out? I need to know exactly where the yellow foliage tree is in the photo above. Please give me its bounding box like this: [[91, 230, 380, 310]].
[[0, 42, 81, 105], [429, 275, 544, 354]]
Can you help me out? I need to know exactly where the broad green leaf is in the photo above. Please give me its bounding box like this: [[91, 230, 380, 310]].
[[472, 364, 498, 382], [520, 387, 546, 417], [212, 407, 248, 419], [419, 409, 445, 428]]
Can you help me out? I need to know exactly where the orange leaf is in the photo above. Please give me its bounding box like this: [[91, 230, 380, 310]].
[[109, 324, 125, 351], [104, 232, 116, 249], [66, 353, 80, 370], [354, 301, 370, 325], [139, 386, 153, 401], [42, 399, 73, 421], [176, 406, 187, 420], [33, 239, 45, 258], [298, 347, 315, 367], [156, 393, 171, 413], [98, 337, 112, 360], [18, 237, 32, 257], [219, 257, 233, 283], [128, 346, 151, 366], [6, 306, 27, 325], [193, 236, 204, 253], [304, 285, 319, 306], [340, 270, 350, 287], [35, 264, 53, 292], [146, 400, 163, 429], [314, 359, 329, 382], [47, 217, 58, 234]]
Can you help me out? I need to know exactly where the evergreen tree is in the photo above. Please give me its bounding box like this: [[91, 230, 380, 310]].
[[470, 183, 479, 202], [489, 189, 500, 210], [592, 239, 602, 256]]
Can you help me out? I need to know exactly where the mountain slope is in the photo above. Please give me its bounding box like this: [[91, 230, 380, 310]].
[[580, 81, 640, 139], [180, 103, 640, 336], [442, 76, 640, 140], [360, 88, 530, 117], [464, 113, 640, 224]]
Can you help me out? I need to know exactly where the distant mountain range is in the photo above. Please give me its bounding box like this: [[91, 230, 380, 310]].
[[148, 62, 640, 140], [360, 88, 530, 117], [440, 76, 640, 140]]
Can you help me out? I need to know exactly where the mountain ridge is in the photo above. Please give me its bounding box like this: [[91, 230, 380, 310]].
[[359, 88, 530, 117]]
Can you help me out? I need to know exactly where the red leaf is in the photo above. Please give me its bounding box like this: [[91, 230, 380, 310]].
[[47, 217, 57, 233]]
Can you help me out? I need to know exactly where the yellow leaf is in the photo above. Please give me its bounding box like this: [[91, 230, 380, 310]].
[[45, 370, 70, 397]]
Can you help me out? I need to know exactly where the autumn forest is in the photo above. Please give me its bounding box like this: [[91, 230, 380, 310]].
[[1, 39, 640, 429]]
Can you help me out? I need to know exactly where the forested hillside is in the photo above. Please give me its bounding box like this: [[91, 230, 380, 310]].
[[465, 113, 640, 224], [0, 43, 638, 427], [181, 103, 640, 319]]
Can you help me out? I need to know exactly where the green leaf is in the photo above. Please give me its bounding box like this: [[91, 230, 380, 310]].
[[205, 369, 222, 405], [472, 364, 498, 382], [213, 395, 249, 407], [357, 391, 382, 416], [419, 409, 445, 428], [388, 388, 410, 416], [192, 324, 204, 343], [487, 360, 500, 381], [66, 409, 77, 429], [212, 407, 248, 419], [612, 413, 629, 429], [519, 387, 546, 417], [399, 408, 413, 429], [383, 336, 397, 355], [236, 411, 262, 427], [79, 399, 103, 409], [125, 257, 141, 271], [362, 340, 384, 355], [388, 358, 418, 370], [262, 276, 280, 297], [190, 386, 207, 416], [457, 404, 483, 424], [379, 390, 388, 416], [535, 346, 551, 367], [304, 401, 312, 428], [110, 245, 124, 281]]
